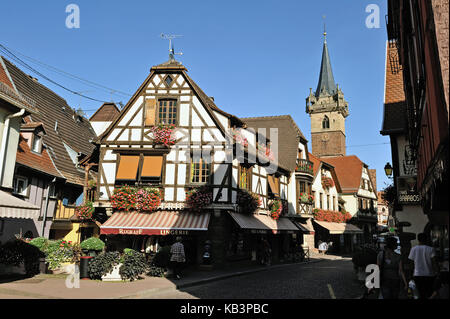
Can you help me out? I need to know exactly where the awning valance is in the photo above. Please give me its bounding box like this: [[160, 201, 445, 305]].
[[100, 211, 210, 236], [0, 190, 40, 219], [293, 219, 315, 234], [228, 211, 299, 234], [314, 220, 363, 234]]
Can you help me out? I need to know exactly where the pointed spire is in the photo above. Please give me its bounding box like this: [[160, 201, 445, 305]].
[[315, 28, 336, 97]]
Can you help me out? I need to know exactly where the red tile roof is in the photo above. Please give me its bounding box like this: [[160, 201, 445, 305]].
[[16, 134, 62, 178], [322, 156, 363, 193]]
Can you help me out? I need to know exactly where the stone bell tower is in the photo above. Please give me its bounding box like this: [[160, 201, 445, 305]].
[[306, 30, 349, 158]]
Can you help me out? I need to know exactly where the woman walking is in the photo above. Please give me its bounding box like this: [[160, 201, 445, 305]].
[[377, 237, 408, 299]]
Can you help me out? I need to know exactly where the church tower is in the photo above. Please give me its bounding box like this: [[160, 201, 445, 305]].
[[306, 30, 349, 158]]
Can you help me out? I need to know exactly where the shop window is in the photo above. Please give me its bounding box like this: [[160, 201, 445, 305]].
[[238, 165, 252, 191], [190, 158, 210, 184], [158, 99, 178, 125], [13, 176, 28, 196]]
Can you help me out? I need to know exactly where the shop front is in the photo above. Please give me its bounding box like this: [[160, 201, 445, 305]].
[[313, 220, 363, 254], [226, 211, 301, 264], [100, 210, 211, 265]]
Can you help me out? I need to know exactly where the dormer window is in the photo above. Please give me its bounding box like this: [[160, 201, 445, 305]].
[[31, 134, 42, 153]]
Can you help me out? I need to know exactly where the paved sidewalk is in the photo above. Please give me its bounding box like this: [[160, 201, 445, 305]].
[[0, 255, 334, 299]]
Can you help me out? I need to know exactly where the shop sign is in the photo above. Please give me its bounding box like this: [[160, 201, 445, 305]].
[[118, 228, 143, 235], [397, 176, 421, 204], [160, 230, 190, 236]]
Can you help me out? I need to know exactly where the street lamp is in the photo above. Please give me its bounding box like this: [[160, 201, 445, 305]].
[[384, 162, 393, 178]]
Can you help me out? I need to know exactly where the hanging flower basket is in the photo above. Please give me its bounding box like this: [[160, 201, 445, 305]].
[[75, 202, 94, 221], [270, 199, 283, 220], [150, 124, 176, 146], [237, 189, 260, 214], [185, 185, 213, 213], [299, 192, 314, 204]]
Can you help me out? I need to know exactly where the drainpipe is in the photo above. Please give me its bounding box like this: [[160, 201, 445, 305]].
[[0, 108, 25, 186], [41, 177, 56, 237]]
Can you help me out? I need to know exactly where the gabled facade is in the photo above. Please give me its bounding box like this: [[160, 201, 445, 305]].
[[2, 57, 98, 241], [324, 156, 378, 243], [93, 59, 300, 266]]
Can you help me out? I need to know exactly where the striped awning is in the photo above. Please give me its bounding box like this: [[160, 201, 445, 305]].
[[100, 211, 210, 236], [0, 190, 40, 219], [314, 220, 363, 234], [292, 219, 315, 234], [228, 211, 299, 234]]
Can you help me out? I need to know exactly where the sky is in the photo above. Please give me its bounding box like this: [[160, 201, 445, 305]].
[[0, 0, 392, 190]]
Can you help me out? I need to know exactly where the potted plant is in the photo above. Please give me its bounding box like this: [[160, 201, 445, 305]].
[[150, 124, 176, 147], [185, 185, 213, 213], [75, 201, 94, 220], [299, 192, 314, 204], [88, 251, 121, 281], [80, 237, 105, 257], [236, 189, 260, 214], [270, 199, 283, 220], [119, 249, 149, 281]]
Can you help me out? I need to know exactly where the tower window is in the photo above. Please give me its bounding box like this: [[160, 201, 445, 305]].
[[322, 116, 330, 129]]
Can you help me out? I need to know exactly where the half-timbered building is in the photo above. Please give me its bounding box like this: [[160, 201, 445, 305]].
[[93, 59, 301, 266]]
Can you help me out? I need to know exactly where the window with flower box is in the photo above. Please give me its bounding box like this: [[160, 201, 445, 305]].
[[157, 99, 178, 125], [190, 158, 211, 184], [115, 154, 163, 185]]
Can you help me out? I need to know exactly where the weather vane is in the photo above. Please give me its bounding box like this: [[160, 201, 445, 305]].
[[160, 33, 184, 61]]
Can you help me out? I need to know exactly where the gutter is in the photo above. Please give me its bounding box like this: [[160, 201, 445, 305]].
[[0, 108, 25, 186]]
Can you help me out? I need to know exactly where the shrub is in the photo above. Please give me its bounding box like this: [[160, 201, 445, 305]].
[[119, 249, 148, 281], [88, 251, 121, 280], [29, 237, 49, 251], [0, 240, 44, 276], [237, 189, 260, 214], [147, 265, 166, 277], [45, 240, 74, 270], [80, 237, 105, 252]]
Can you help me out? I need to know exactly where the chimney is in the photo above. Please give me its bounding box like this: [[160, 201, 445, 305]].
[[369, 169, 377, 193]]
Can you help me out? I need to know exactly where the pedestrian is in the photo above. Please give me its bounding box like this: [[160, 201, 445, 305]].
[[429, 262, 449, 299], [318, 241, 328, 254], [262, 238, 272, 266], [408, 233, 439, 299], [327, 241, 333, 254], [170, 236, 186, 280], [377, 237, 408, 299]]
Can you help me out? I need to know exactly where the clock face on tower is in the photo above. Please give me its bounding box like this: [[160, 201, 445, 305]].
[[322, 133, 330, 142]]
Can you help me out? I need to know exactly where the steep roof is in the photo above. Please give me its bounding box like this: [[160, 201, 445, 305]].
[[90, 102, 120, 122], [381, 43, 407, 135], [322, 155, 364, 193], [242, 115, 306, 172], [3, 57, 96, 186], [15, 134, 62, 178], [315, 39, 337, 97]]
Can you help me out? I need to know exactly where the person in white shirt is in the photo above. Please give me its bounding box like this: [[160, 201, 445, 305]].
[[408, 233, 439, 299]]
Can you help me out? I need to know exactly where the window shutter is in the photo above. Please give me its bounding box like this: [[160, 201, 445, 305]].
[[145, 99, 156, 126], [116, 156, 140, 180], [141, 156, 163, 178]]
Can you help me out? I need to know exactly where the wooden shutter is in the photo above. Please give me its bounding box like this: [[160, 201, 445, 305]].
[[268, 175, 279, 195], [141, 156, 163, 178], [116, 156, 140, 180], [145, 99, 156, 126]]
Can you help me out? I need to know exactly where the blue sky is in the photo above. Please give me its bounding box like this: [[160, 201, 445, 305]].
[[0, 0, 392, 189]]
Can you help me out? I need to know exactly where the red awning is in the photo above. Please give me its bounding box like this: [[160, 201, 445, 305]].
[[100, 211, 210, 236]]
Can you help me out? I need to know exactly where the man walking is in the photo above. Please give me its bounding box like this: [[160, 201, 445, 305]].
[[408, 233, 439, 299], [170, 237, 186, 280]]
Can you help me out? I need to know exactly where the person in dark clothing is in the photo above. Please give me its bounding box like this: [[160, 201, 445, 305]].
[[377, 237, 408, 299]]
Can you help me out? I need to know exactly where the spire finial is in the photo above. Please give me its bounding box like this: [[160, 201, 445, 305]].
[[160, 33, 184, 62], [322, 15, 327, 42]]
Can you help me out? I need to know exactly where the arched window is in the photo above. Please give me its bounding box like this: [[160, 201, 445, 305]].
[[322, 116, 330, 129]]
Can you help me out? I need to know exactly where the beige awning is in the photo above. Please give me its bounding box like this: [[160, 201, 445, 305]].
[[293, 219, 315, 234], [314, 220, 363, 234], [0, 190, 40, 219], [228, 211, 299, 234]]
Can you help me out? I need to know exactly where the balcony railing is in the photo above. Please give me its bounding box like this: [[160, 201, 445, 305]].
[[54, 200, 76, 220], [294, 202, 314, 216], [295, 159, 314, 175]]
